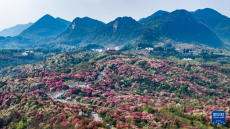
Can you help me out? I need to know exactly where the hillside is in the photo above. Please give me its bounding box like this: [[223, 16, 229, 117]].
[[144, 10, 224, 47], [0, 92, 106, 128], [1, 50, 230, 128], [91, 17, 143, 45], [192, 8, 230, 43], [138, 10, 169, 24], [20, 14, 71, 38], [0, 23, 33, 37], [57, 16, 143, 46], [57, 17, 105, 45], [56, 17, 72, 27], [1, 9, 229, 49], [135, 28, 160, 46]]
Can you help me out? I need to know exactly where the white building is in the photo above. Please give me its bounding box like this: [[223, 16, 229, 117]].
[[25, 51, 34, 54], [175, 48, 183, 53], [189, 49, 200, 55], [95, 49, 103, 53], [214, 53, 230, 56], [115, 46, 122, 50], [182, 58, 193, 61], [22, 52, 28, 56], [107, 46, 123, 51], [34, 52, 44, 56], [92, 49, 103, 53], [22, 51, 35, 56], [145, 47, 154, 51]]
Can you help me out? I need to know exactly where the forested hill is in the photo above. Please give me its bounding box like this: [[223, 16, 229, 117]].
[[1, 50, 230, 128]]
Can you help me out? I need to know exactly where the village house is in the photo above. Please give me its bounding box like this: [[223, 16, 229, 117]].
[[182, 58, 193, 61]]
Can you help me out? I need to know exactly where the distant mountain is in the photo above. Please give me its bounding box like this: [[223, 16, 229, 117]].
[[20, 14, 71, 38], [56, 17, 72, 27], [135, 28, 160, 45], [138, 10, 169, 24], [144, 10, 224, 47], [91, 17, 143, 44], [57, 16, 143, 45], [0, 36, 5, 41], [192, 8, 230, 43], [1, 9, 228, 49], [0, 23, 33, 37], [57, 17, 105, 44]]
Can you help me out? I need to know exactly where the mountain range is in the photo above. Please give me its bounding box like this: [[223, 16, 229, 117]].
[[143, 9, 223, 47], [0, 22, 33, 37], [0, 8, 230, 49], [57, 17, 105, 44], [192, 8, 230, 44], [20, 14, 71, 38], [90, 17, 143, 45], [138, 10, 169, 24]]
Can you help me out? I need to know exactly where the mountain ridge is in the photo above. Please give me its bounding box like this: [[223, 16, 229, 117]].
[[138, 10, 169, 24], [57, 17, 105, 44], [90, 16, 144, 45], [0, 22, 33, 37], [192, 8, 230, 43], [143, 9, 224, 47], [1, 8, 230, 49], [20, 14, 71, 38]]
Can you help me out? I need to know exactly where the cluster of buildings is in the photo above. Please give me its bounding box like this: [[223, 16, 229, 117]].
[[91, 46, 123, 53], [175, 48, 200, 55], [21, 50, 56, 56], [213, 53, 230, 56], [22, 51, 34, 56], [145, 47, 154, 51]]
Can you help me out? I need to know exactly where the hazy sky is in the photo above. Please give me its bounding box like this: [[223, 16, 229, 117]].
[[0, 0, 230, 31]]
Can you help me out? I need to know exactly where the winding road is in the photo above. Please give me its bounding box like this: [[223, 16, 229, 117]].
[[49, 71, 105, 123]]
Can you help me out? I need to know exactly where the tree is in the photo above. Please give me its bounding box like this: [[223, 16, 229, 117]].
[[199, 115, 204, 122], [210, 84, 217, 89], [99, 111, 107, 118], [146, 106, 153, 113], [154, 47, 164, 51], [180, 84, 188, 93], [164, 43, 172, 48], [17, 120, 25, 129]]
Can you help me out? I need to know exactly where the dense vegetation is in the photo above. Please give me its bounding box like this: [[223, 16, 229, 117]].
[[0, 91, 107, 129], [0, 48, 62, 69], [1, 50, 230, 128]]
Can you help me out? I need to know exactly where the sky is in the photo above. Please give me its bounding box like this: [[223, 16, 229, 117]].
[[0, 0, 230, 31]]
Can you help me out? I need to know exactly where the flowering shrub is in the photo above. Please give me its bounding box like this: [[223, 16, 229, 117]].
[[0, 92, 106, 128], [1, 51, 230, 128]]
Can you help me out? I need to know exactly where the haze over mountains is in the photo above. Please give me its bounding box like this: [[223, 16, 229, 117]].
[[0, 8, 229, 49], [20, 14, 71, 38], [0, 23, 33, 37]]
